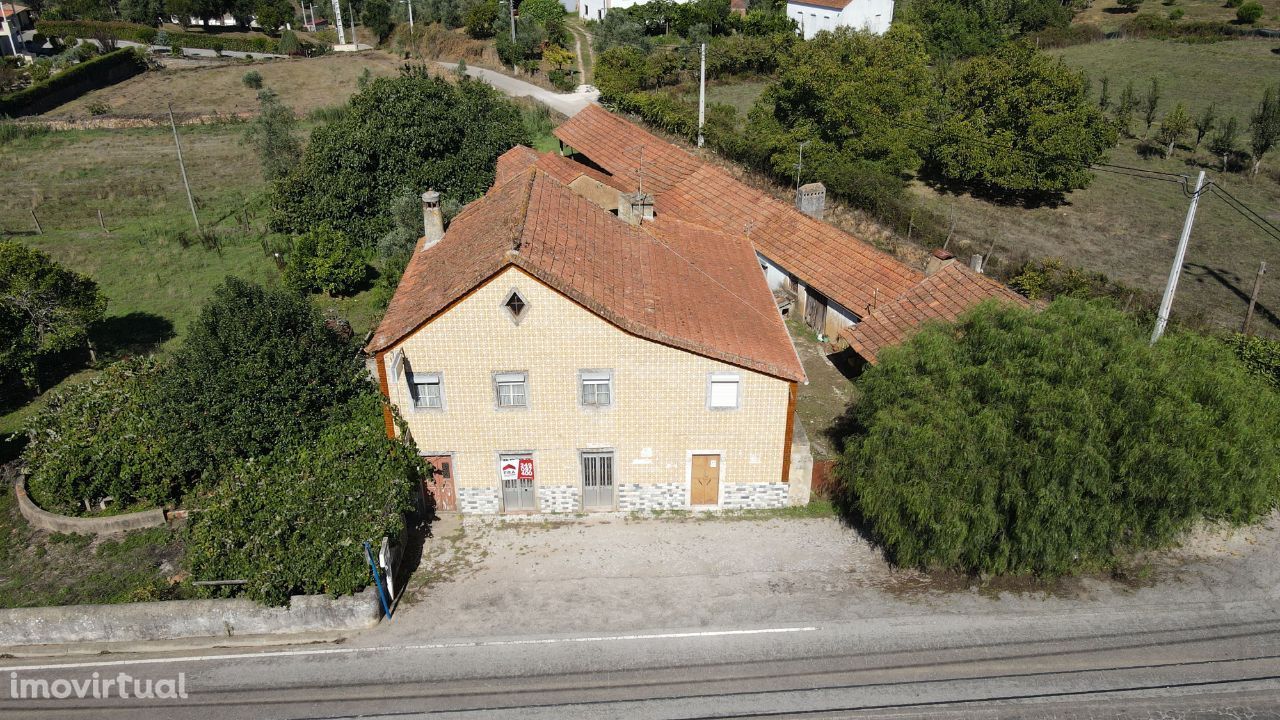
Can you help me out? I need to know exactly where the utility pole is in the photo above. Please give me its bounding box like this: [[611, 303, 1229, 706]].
[[795, 140, 808, 191], [331, 0, 346, 44], [1242, 261, 1267, 335], [1151, 170, 1206, 344], [696, 42, 706, 148], [406, 0, 413, 28], [348, 0, 357, 46], [509, 0, 516, 44], [167, 103, 200, 233]]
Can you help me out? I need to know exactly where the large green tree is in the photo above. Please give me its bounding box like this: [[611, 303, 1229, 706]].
[[156, 277, 369, 477], [837, 299, 1280, 577], [0, 241, 106, 392], [928, 42, 1116, 197], [748, 26, 936, 182], [269, 67, 528, 241]]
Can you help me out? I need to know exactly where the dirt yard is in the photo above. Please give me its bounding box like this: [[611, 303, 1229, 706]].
[[46, 51, 406, 118], [366, 508, 1280, 644]]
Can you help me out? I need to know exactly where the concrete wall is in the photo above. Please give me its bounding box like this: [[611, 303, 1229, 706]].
[[0, 589, 382, 648], [788, 0, 894, 38], [385, 266, 793, 514], [578, 0, 690, 21], [14, 476, 166, 536]]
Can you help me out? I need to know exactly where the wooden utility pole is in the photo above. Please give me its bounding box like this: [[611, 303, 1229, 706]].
[[1242, 261, 1267, 336], [97, 209, 109, 233], [29, 207, 42, 235], [167, 102, 200, 233]]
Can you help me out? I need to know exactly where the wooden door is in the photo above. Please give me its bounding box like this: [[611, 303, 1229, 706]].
[[423, 455, 457, 512], [804, 289, 827, 334], [691, 454, 720, 506]]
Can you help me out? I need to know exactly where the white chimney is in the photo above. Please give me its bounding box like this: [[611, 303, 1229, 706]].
[[796, 182, 826, 220], [970, 254, 984, 273], [421, 190, 443, 250]]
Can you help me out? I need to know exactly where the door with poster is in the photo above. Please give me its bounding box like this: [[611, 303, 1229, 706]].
[[499, 453, 537, 511]]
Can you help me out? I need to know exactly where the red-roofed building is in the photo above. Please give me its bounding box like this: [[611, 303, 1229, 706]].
[[369, 149, 809, 515]]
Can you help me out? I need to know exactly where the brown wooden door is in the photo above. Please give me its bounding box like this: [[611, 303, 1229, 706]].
[[691, 454, 720, 506], [423, 455, 457, 512]]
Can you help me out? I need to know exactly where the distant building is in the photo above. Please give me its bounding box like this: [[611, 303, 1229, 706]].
[[577, 0, 690, 22], [1, 3, 33, 58], [786, 0, 893, 38]]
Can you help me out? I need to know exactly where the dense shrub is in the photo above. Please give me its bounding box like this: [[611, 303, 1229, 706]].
[[837, 299, 1280, 576], [242, 69, 263, 88], [269, 66, 527, 241], [1236, 1, 1263, 23], [283, 223, 369, 296], [185, 394, 422, 605], [23, 358, 184, 515], [35, 20, 325, 54], [1009, 258, 1157, 313], [156, 277, 369, 477], [1223, 333, 1280, 389], [0, 241, 106, 391], [1027, 23, 1104, 49], [1120, 14, 1239, 40], [0, 48, 145, 117]]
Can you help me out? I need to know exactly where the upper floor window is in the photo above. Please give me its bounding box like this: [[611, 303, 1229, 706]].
[[580, 370, 613, 407], [411, 373, 443, 410], [708, 373, 741, 410], [495, 371, 528, 408]]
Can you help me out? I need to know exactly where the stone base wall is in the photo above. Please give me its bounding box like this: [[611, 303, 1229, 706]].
[[537, 485, 581, 513], [720, 482, 789, 510], [617, 482, 686, 511], [457, 487, 500, 514]]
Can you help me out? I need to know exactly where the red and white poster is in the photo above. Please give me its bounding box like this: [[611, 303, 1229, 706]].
[[500, 455, 534, 482]]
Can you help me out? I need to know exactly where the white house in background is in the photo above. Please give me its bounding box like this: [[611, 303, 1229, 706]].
[[578, 0, 690, 22], [787, 0, 893, 38], [1, 3, 33, 58]]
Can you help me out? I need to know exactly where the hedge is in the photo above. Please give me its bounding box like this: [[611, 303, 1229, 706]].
[[0, 48, 146, 117], [36, 20, 324, 54]]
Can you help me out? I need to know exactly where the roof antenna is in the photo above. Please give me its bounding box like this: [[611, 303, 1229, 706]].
[[624, 144, 648, 195]]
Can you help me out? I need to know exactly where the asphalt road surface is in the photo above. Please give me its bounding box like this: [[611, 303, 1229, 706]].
[[3, 599, 1279, 719]]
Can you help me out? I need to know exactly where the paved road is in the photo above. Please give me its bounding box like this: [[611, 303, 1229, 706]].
[[2, 602, 1279, 718], [3, 516, 1279, 718], [436, 62, 599, 117]]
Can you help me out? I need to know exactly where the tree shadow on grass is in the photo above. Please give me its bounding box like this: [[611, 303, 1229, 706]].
[[917, 167, 1071, 210], [91, 312, 176, 360]]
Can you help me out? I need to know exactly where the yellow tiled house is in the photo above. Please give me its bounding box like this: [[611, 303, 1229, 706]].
[[366, 148, 806, 515]]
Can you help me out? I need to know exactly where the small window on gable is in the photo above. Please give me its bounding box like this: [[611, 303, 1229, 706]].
[[709, 373, 741, 410], [503, 289, 528, 324]]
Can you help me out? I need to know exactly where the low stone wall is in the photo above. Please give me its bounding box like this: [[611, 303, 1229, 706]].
[[14, 476, 166, 536], [17, 111, 256, 131], [457, 486, 500, 514], [720, 482, 789, 510], [537, 485, 580, 513], [0, 589, 382, 648], [617, 482, 685, 511]]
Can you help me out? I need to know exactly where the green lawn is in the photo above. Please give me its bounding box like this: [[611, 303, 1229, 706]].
[[0, 485, 190, 608], [0, 123, 383, 436], [1048, 37, 1280, 123]]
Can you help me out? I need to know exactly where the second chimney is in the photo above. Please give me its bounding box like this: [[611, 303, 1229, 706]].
[[796, 182, 826, 220], [421, 190, 443, 250]]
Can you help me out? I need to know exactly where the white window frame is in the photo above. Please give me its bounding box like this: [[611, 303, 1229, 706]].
[[494, 371, 529, 409], [707, 372, 742, 410], [410, 372, 444, 411], [578, 369, 614, 408]]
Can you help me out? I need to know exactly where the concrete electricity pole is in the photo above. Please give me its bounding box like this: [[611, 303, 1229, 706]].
[[508, 0, 516, 44], [1242, 261, 1267, 335], [1151, 170, 1206, 344], [167, 102, 200, 233], [697, 42, 706, 148], [348, 0, 357, 46], [331, 0, 346, 44]]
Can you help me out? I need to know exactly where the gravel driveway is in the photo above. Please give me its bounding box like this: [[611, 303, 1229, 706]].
[[366, 510, 1280, 644]]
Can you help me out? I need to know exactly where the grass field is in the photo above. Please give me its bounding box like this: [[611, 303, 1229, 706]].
[[1073, 1, 1280, 31], [1048, 37, 1280, 123], [48, 51, 405, 118]]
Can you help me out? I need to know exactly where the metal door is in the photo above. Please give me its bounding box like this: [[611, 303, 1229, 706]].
[[423, 455, 457, 512], [691, 454, 720, 506], [581, 452, 614, 509], [500, 454, 537, 511]]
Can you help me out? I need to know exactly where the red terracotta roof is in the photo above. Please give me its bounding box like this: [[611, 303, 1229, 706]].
[[554, 105, 923, 317], [368, 152, 805, 382], [840, 263, 1031, 364], [788, 0, 851, 10]]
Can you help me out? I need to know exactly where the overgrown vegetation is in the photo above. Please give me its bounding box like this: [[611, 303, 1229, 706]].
[[836, 299, 1280, 577]]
